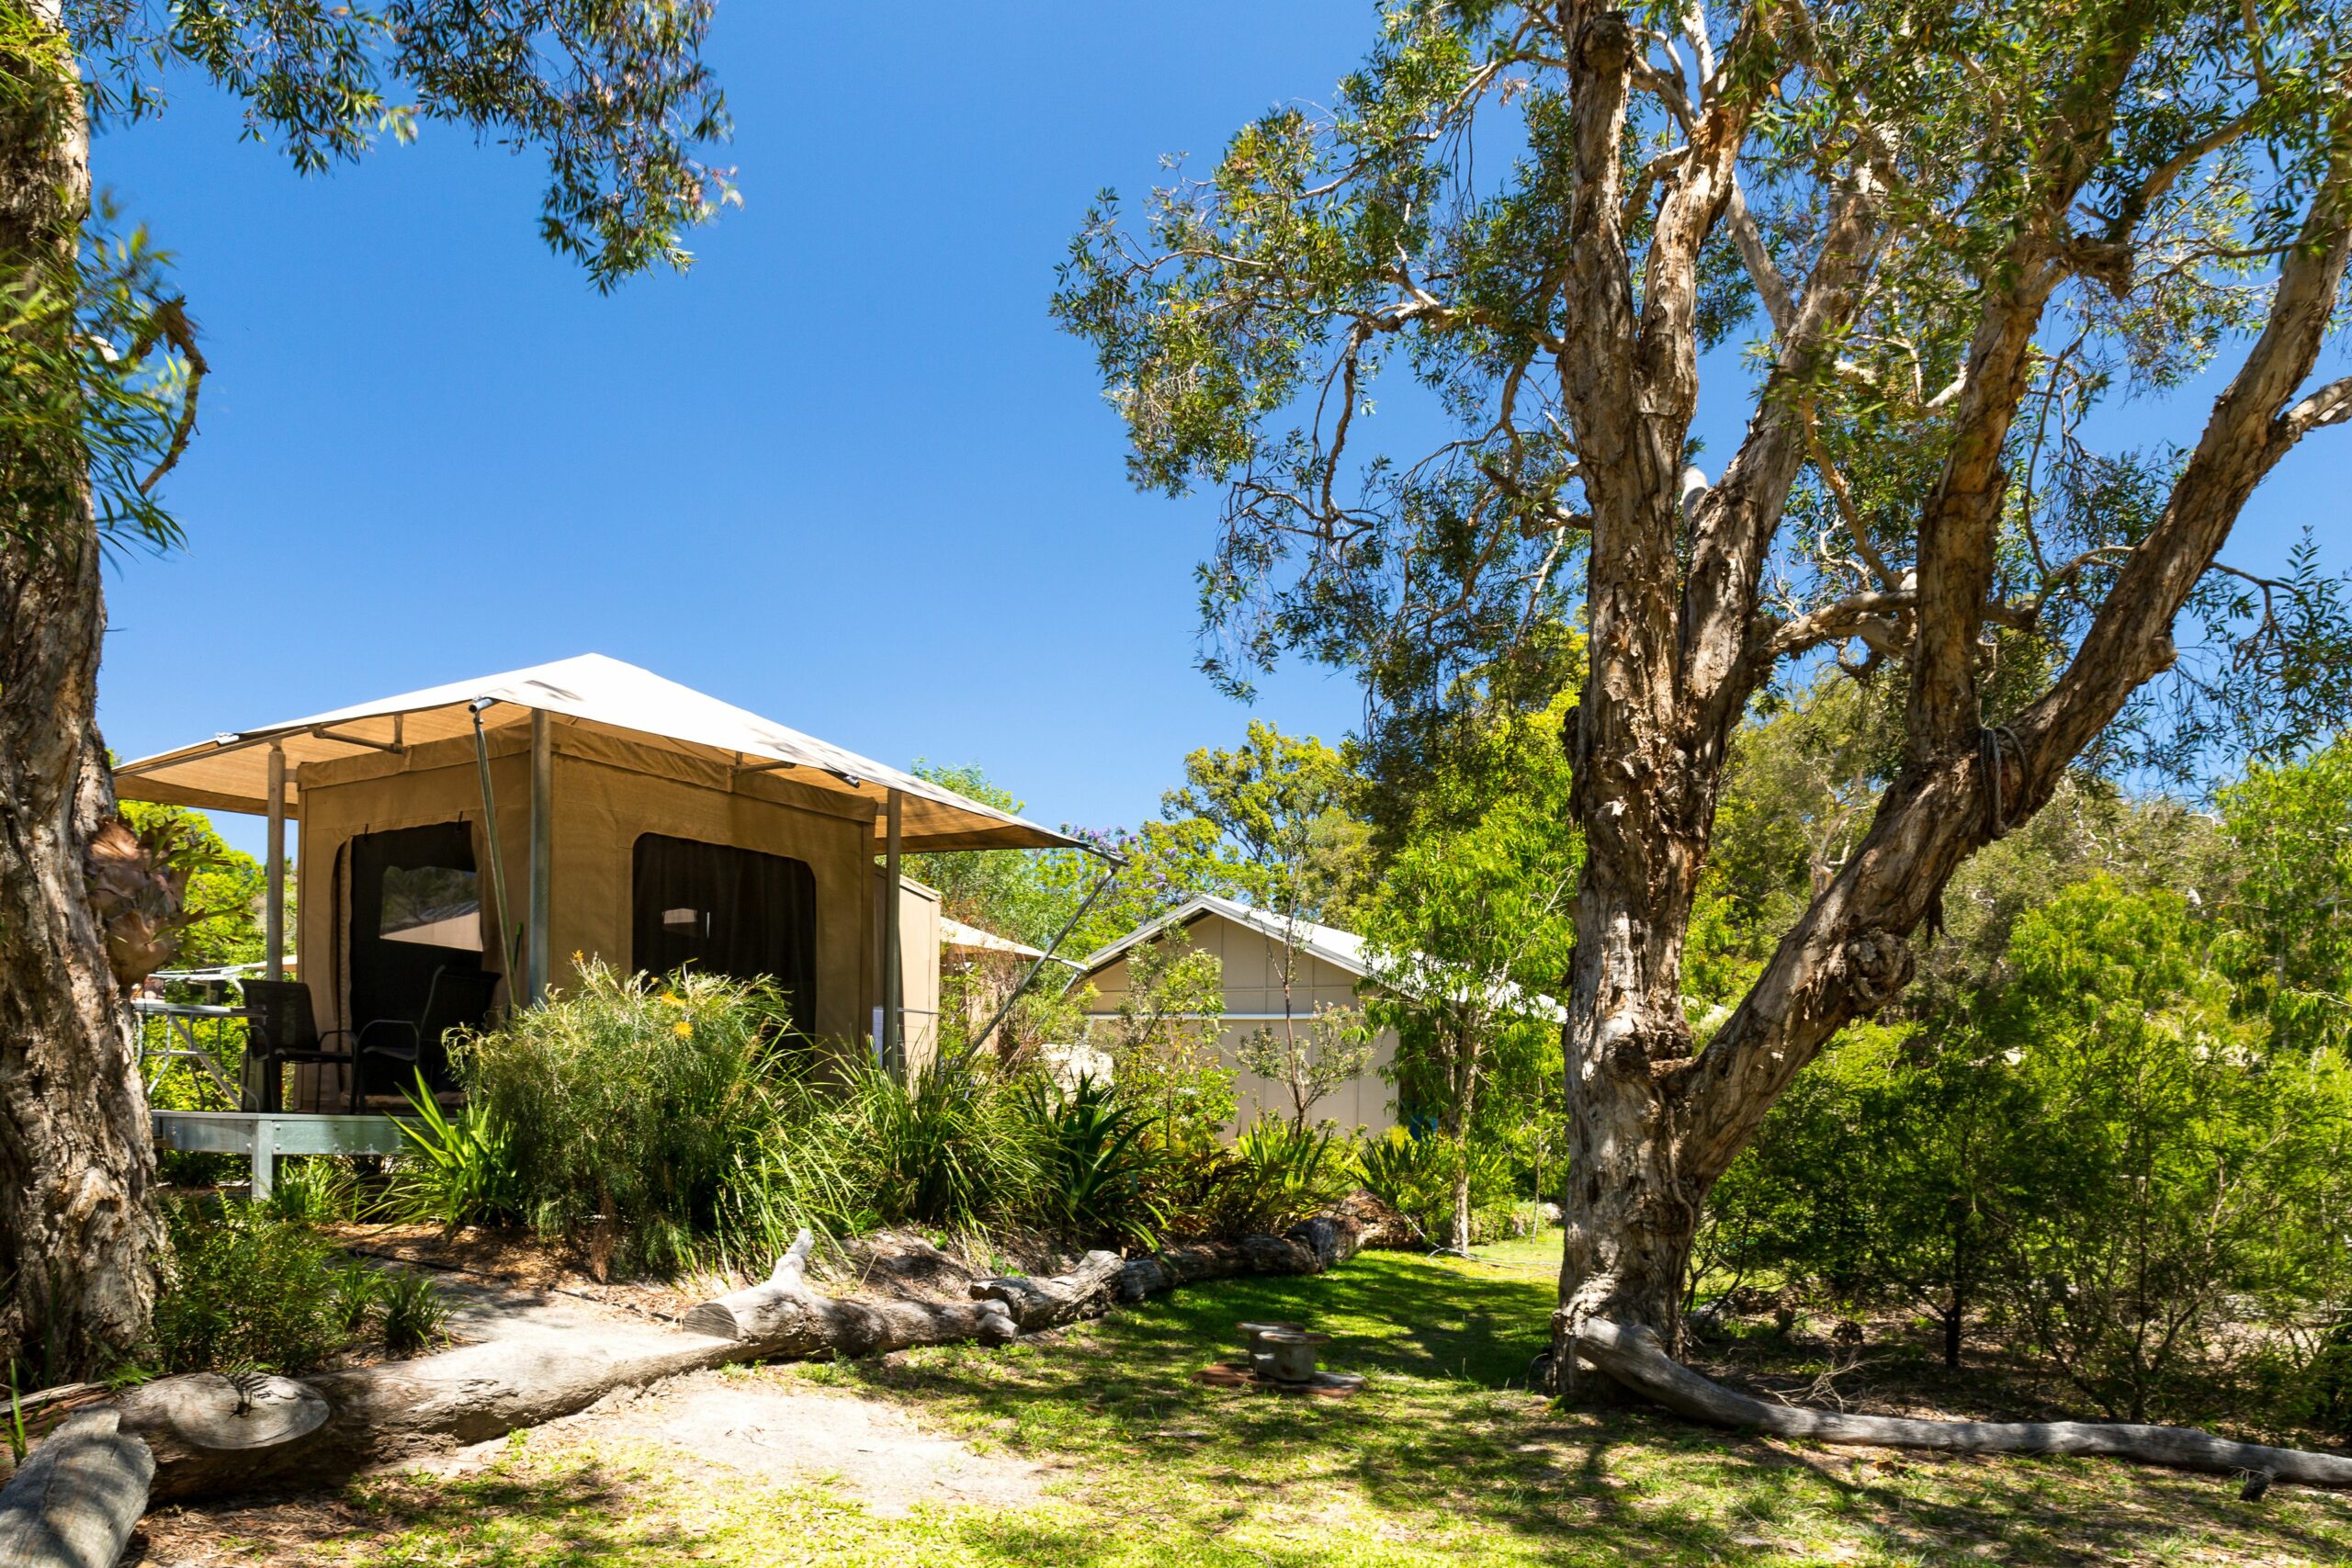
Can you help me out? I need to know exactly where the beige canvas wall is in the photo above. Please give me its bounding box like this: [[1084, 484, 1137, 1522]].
[[291, 726, 923, 1088], [879, 874, 943, 1075], [1082, 910, 1398, 1134]]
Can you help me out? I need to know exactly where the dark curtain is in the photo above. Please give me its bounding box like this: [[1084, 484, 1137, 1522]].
[[347, 820, 486, 1098], [631, 834, 817, 1032]]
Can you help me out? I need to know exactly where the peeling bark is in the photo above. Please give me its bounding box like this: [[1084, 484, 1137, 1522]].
[[0, 0, 163, 1380], [1543, 8, 2352, 1404]]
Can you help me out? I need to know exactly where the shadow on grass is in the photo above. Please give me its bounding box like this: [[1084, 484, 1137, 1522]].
[[823, 1249, 2352, 1566], [341, 1454, 720, 1566]]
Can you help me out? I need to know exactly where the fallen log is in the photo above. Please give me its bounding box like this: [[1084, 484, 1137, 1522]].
[[970, 1248, 1126, 1331], [0, 1408, 154, 1565], [680, 1229, 1020, 1354], [1573, 1318, 2352, 1490], [1115, 1211, 1373, 1302], [119, 1206, 1384, 1506], [122, 1320, 729, 1503]]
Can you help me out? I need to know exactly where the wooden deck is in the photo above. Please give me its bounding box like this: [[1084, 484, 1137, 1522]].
[[152, 1110, 414, 1201]]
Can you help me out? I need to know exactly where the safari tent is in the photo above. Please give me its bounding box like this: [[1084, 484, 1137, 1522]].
[[117, 653, 1082, 1111]]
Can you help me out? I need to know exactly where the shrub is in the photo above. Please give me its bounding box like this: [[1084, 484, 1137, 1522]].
[[153, 1200, 346, 1374], [843, 1060, 1041, 1233], [1019, 1074, 1166, 1248], [387, 1074, 524, 1232], [455, 960, 842, 1273], [328, 1262, 386, 1337], [266, 1156, 357, 1225], [379, 1272, 448, 1355], [1356, 1127, 1514, 1247], [1155, 1116, 1357, 1241], [1705, 880, 2352, 1425]]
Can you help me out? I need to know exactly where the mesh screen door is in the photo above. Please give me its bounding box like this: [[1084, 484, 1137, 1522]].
[[631, 834, 818, 1032]]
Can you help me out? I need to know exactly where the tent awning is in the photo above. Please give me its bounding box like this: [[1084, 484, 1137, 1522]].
[[113, 653, 1080, 852]]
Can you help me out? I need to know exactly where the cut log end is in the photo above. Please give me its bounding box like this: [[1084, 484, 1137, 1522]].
[[127, 1372, 329, 1452]]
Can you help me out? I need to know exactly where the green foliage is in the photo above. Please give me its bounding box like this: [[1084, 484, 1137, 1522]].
[[1160, 721, 1371, 926], [1156, 1116, 1356, 1241], [1233, 1003, 1374, 1130], [452, 960, 842, 1273], [1709, 876, 2352, 1427], [903, 762, 1091, 953], [118, 802, 265, 971], [1355, 1126, 1516, 1247], [843, 1061, 1042, 1234], [1363, 694, 1576, 1247], [153, 1200, 345, 1375], [1018, 1075, 1166, 1249], [1984, 882, 2352, 1424], [327, 1263, 386, 1338], [73, 1, 733, 291], [1097, 931, 1235, 1146], [265, 1156, 357, 1226], [2216, 735, 2352, 1049], [389, 1076, 525, 1234], [379, 1272, 448, 1357], [1054, 0, 2352, 775]]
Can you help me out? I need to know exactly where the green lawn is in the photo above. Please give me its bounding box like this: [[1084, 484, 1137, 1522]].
[[202, 1239, 2352, 1566]]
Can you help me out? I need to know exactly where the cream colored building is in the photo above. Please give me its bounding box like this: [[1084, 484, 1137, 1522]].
[[1075, 895, 1401, 1134]]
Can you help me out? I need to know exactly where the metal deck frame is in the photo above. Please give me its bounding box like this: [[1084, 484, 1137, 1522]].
[[152, 1110, 413, 1201]]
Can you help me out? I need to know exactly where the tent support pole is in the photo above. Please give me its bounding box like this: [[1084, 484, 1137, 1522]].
[[264, 746, 286, 981], [527, 709, 551, 1003], [470, 704, 522, 992], [883, 789, 902, 1077], [974, 852, 1123, 1057]]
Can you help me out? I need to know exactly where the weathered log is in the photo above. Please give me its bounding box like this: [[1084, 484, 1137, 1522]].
[[1115, 1211, 1371, 1302], [0, 1408, 153, 1566], [969, 1249, 1125, 1331], [1575, 1318, 2352, 1490], [680, 1228, 1020, 1355], [122, 1322, 731, 1503], [120, 1210, 1381, 1506]]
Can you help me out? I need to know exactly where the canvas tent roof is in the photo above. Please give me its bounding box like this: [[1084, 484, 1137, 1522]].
[[114, 652, 1080, 852], [941, 917, 1054, 960]]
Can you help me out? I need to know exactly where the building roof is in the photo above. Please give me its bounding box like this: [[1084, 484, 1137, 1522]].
[[1074, 892, 1564, 1021], [113, 652, 1080, 852], [1075, 893, 1374, 979]]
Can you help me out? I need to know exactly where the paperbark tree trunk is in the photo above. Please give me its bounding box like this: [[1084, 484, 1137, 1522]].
[[0, 2, 164, 1379], [1538, 3, 2351, 1406]]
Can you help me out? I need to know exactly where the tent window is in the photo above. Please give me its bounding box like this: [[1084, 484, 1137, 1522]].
[[379, 865, 484, 952], [631, 834, 816, 1032]]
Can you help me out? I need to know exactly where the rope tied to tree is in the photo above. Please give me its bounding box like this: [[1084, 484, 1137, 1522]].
[[1979, 724, 2025, 840]]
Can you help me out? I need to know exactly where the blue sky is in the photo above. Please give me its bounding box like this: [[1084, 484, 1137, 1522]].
[[94, 5, 1380, 857], [94, 6, 2349, 861]]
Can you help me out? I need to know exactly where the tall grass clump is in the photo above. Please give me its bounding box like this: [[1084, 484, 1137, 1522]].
[[842, 1056, 1043, 1232], [443, 960, 853, 1273]]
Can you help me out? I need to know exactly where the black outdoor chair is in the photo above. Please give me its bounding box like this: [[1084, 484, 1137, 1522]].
[[240, 978, 352, 1114], [350, 966, 503, 1111]]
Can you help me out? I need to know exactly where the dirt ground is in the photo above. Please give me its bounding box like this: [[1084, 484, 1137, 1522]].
[[131, 1363, 1052, 1565]]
